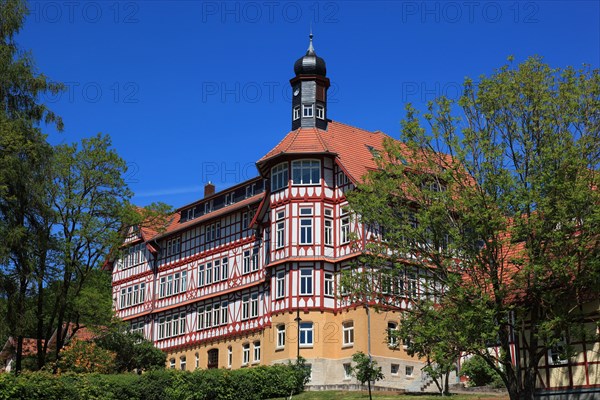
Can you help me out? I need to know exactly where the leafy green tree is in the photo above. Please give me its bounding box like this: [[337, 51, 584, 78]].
[[460, 355, 503, 388], [0, 0, 64, 373], [347, 56, 600, 400], [350, 351, 384, 400], [94, 322, 166, 373]]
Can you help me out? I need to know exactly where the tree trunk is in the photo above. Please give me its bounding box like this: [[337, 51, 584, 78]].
[[367, 379, 372, 400]]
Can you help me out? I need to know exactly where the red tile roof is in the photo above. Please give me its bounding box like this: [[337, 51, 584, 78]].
[[258, 120, 395, 183]]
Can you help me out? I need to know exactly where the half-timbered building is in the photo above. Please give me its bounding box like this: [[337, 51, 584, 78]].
[[109, 35, 432, 390]]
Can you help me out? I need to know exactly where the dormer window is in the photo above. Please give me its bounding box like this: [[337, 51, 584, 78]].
[[303, 104, 313, 117], [204, 200, 213, 214], [293, 106, 300, 120], [316, 105, 324, 120], [186, 208, 195, 221]]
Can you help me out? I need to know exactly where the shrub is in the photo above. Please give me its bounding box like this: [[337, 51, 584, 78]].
[[460, 355, 504, 388]]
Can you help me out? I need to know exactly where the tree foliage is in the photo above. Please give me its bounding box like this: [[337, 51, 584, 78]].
[[93, 322, 166, 373], [460, 355, 503, 388], [347, 56, 600, 400], [350, 351, 384, 400]]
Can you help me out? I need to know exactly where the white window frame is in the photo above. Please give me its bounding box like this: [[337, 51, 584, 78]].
[[293, 105, 300, 120], [271, 163, 289, 191], [302, 104, 313, 117], [276, 271, 286, 299], [292, 159, 320, 185], [253, 341, 261, 363], [343, 321, 354, 346], [242, 343, 250, 365], [299, 208, 313, 245], [316, 105, 324, 119], [300, 268, 313, 295], [324, 272, 334, 297], [388, 322, 398, 347], [277, 324, 285, 349], [299, 322, 313, 347]]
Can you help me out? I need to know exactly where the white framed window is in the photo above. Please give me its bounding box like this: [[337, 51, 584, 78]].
[[245, 184, 255, 198], [340, 215, 350, 244], [342, 321, 354, 346], [276, 210, 285, 249], [292, 160, 320, 185], [388, 322, 398, 347], [169, 358, 175, 369], [242, 343, 250, 365], [204, 200, 213, 214], [213, 259, 221, 282], [276, 271, 286, 299], [302, 104, 313, 117], [293, 105, 300, 120], [343, 363, 352, 380], [250, 292, 259, 318], [195, 353, 199, 369], [227, 346, 232, 368], [253, 341, 261, 363], [221, 301, 228, 324], [242, 295, 249, 320], [277, 324, 285, 348], [300, 268, 313, 295], [222, 257, 229, 280], [165, 237, 181, 257], [324, 272, 334, 297], [299, 208, 313, 245], [243, 250, 251, 274], [251, 247, 259, 271], [406, 365, 414, 377], [242, 212, 249, 230], [271, 163, 289, 191], [157, 312, 186, 340], [316, 105, 324, 119], [180, 356, 186, 371], [206, 262, 213, 285], [299, 322, 313, 347], [198, 264, 205, 287], [391, 364, 399, 375], [324, 218, 333, 246]]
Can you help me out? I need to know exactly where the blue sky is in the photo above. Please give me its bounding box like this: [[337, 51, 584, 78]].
[[18, 0, 600, 208]]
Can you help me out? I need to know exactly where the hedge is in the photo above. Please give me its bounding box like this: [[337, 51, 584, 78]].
[[0, 363, 309, 400]]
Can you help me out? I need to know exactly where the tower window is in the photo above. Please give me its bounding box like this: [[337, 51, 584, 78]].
[[303, 104, 313, 117], [293, 106, 300, 120], [271, 163, 289, 191], [316, 105, 324, 120]]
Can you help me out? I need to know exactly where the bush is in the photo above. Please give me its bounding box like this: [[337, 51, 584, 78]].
[[460, 355, 504, 388], [0, 361, 308, 400]]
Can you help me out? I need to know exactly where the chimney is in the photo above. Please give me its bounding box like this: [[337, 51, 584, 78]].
[[204, 181, 215, 198]]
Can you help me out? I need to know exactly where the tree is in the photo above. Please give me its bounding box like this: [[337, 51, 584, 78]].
[[347, 56, 600, 400], [56, 340, 116, 374], [350, 351, 384, 400], [48, 133, 133, 361], [460, 355, 503, 388], [0, 0, 64, 373], [395, 301, 461, 396], [94, 322, 166, 373]]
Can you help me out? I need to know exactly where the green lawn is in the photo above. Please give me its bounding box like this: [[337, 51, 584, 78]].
[[274, 391, 509, 400]]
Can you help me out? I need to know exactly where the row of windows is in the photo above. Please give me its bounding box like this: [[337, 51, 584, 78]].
[[198, 258, 229, 287], [275, 269, 335, 299], [292, 104, 325, 120], [270, 160, 321, 191], [274, 207, 351, 248], [157, 312, 186, 340], [120, 283, 146, 309], [159, 271, 187, 299], [197, 300, 229, 330], [241, 341, 261, 365], [121, 243, 146, 269], [242, 248, 259, 274]]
